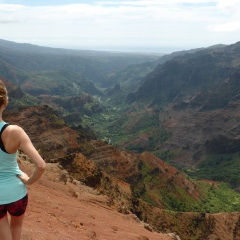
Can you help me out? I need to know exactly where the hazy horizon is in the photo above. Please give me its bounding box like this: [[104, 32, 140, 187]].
[[1, 0, 239, 54]]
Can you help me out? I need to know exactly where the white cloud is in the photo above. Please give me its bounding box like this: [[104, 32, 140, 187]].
[[208, 21, 240, 32], [0, 1, 239, 51], [206, 0, 240, 32], [0, 2, 217, 23], [217, 0, 240, 17]]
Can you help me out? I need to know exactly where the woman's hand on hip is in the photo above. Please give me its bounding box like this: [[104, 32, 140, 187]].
[[17, 171, 30, 184]]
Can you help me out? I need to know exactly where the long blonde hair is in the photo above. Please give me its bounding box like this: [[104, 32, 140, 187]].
[[0, 80, 8, 107]]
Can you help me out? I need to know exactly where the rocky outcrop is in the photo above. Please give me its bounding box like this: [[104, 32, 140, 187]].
[[55, 152, 102, 188], [4, 105, 82, 160]]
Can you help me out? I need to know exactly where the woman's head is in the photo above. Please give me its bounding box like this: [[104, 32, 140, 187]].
[[0, 80, 8, 108]]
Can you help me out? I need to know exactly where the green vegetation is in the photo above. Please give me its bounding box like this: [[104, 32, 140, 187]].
[[131, 158, 240, 213], [89, 107, 171, 152], [188, 153, 240, 189], [8, 91, 41, 108], [100, 61, 157, 88], [153, 150, 174, 161], [196, 182, 240, 213], [22, 70, 101, 96]]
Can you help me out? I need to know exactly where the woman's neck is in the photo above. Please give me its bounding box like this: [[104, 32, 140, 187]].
[[0, 112, 3, 122]]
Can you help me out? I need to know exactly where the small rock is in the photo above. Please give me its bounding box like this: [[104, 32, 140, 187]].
[[71, 191, 79, 198], [122, 214, 141, 223], [143, 223, 153, 232], [84, 229, 97, 238], [58, 170, 69, 183], [111, 226, 118, 231], [167, 232, 181, 240], [117, 205, 130, 214]]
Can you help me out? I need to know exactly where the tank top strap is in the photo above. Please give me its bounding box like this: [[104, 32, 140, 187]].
[[0, 123, 9, 153]]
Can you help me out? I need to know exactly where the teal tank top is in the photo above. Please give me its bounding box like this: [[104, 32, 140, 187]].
[[0, 121, 27, 204]]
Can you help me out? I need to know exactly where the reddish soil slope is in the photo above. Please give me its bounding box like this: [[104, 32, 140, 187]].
[[19, 155, 174, 240]]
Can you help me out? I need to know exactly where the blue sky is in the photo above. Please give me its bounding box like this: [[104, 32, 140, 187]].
[[0, 0, 240, 53]]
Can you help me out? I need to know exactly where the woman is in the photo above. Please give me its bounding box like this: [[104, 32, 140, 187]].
[[0, 80, 46, 240]]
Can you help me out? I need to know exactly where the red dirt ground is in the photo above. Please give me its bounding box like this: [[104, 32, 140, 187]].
[[18, 158, 175, 240]]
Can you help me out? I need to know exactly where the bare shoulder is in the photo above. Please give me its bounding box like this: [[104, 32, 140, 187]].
[[4, 124, 27, 137], [1, 124, 29, 153]]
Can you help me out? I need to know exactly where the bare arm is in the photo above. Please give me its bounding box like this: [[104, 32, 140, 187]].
[[17, 127, 46, 185]]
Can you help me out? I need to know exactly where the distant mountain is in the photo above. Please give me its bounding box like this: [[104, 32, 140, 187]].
[[19, 70, 102, 96], [127, 42, 240, 106], [0, 56, 100, 97], [0, 39, 161, 85], [99, 46, 208, 89], [96, 45, 221, 114]]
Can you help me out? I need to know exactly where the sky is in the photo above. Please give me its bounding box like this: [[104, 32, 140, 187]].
[[0, 0, 240, 53]]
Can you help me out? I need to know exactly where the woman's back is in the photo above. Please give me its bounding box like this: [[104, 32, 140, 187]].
[[0, 121, 27, 204]]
